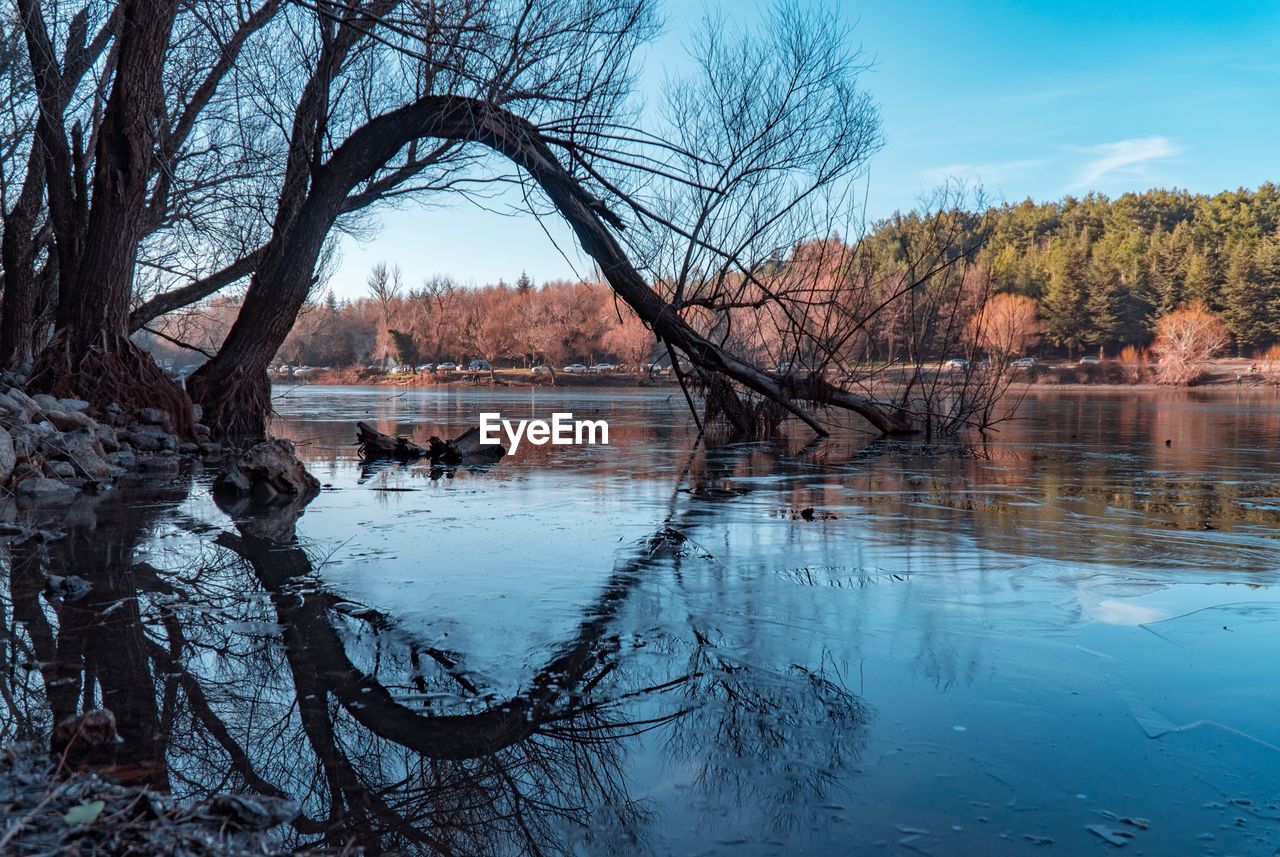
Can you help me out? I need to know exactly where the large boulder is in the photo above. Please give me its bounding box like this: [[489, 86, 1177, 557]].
[[213, 439, 320, 503]]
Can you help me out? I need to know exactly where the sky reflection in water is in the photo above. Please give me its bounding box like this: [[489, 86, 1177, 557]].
[[4, 386, 1279, 854]]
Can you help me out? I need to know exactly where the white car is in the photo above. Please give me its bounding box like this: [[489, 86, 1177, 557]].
[[589, 363, 615, 373], [943, 358, 968, 370], [562, 363, 588, 374], [436, 362, 458, 371], [532, 364, 551, 374], [1011, 357, 1037, 368]]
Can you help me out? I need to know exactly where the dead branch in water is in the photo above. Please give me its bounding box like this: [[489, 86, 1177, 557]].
[[356, 422, 504, 465]]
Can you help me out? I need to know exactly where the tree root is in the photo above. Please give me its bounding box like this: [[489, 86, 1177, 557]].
[[28, 331, 196, 440], [187, 362, 270, 442]]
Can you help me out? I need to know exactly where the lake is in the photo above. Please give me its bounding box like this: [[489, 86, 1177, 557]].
[[5, 385, 1280, 854]]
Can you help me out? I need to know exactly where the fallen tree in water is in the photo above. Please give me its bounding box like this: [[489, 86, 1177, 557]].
[[356, 422, 505, 465]]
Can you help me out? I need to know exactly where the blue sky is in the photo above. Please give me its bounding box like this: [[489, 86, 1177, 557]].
[[327, 0, 1280, 298]]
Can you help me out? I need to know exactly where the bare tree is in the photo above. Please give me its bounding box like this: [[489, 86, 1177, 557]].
[[366, 261, 402, 368], [182, 0, 658, 437], [1151, 300, 1230, 385], [970, 292, 1041, 359], [604, 305, 657, 373]]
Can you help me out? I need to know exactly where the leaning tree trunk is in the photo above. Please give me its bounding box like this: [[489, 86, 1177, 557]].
[[25, 0, 193, 437], [187, 205, 334, 439]]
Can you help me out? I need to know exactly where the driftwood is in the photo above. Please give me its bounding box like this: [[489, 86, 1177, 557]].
[[356, 422, 504, 465]]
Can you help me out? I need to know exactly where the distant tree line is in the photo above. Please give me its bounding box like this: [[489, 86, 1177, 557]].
[[962, 184, 1280, 355], [147, 267, 658, 378]]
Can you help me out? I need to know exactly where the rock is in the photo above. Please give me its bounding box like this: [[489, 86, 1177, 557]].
[[15, 476, 77, 504], [0, 395, 26, 425], [47, 461, 76, 479], [2, 389, 37, 421], [199, 442, 222, 458], [104, 402, 124, 426], [45, 429, 114, 481], [45, 408, 95, 432], [57, 398, 91, 412], [214, 439, 320, 503], [127, 425, 177, 452], [137, 407, 172, 429], [13, 462, 41, 482], [106, 450, 137, 470], [0, 427, 14, 483], [179, 442, 199, 454], [95, 423, 120, 452], [45, 573, 92, 602], [31, 393, 61, 413], [191, 403, 203, 422], [194, 423, 211, 439], [135, 454, 180, 474], [68, 450, 114, 481], [10, 423, 55, 458]]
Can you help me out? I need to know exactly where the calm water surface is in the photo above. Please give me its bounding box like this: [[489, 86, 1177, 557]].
[[4, 386, 1280, 855]]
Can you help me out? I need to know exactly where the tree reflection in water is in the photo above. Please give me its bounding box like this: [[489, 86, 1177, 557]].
[[0, 452, 868, 854]]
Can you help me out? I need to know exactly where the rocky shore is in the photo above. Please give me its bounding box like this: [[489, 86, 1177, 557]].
[[0, 379, 226, 506]]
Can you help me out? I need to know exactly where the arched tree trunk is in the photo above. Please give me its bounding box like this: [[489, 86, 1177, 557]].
[[193, 96, 912, 440]]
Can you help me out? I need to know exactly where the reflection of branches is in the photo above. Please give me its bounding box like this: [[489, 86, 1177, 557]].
[[669, 639, 866, 833], [0, 438, 879, 853]]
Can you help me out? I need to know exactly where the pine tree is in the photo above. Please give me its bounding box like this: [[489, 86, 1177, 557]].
[[516, 271, 534, 294], [1146, 228, 1185, 320], [1042, 231, 1092, 355], [1221, 237, 1280, 350]]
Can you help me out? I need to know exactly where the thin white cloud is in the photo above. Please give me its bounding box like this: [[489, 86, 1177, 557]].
[[1074, 136, 1180, 188], [921, 158, 1046, 187]]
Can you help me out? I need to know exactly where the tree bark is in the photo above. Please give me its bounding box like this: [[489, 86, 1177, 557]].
[[0, 156, 45, 368], [24, 0, 195, 435]]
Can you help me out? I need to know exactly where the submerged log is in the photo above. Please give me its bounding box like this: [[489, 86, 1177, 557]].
[[356, 422, 505, 465]]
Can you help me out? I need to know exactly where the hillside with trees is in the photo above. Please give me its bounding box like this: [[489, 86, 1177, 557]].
[[970, 184, 1280, 355], [153, 184, 1280, 377]]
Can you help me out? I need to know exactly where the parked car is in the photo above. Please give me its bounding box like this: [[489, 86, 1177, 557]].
[[1078, 355, 1102, 365], [391, 364, 414, 374], [562, 363, 588, 374], [589, 363, 615, 373], [436, 362, 458, 371], [416, 363, 435, 372], [468, 359, 491, 371], [1011, 357, 1037, 368], [532, 364, 551, 374], [943, 358, 969, 370], [775, 361, 795, 374]]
